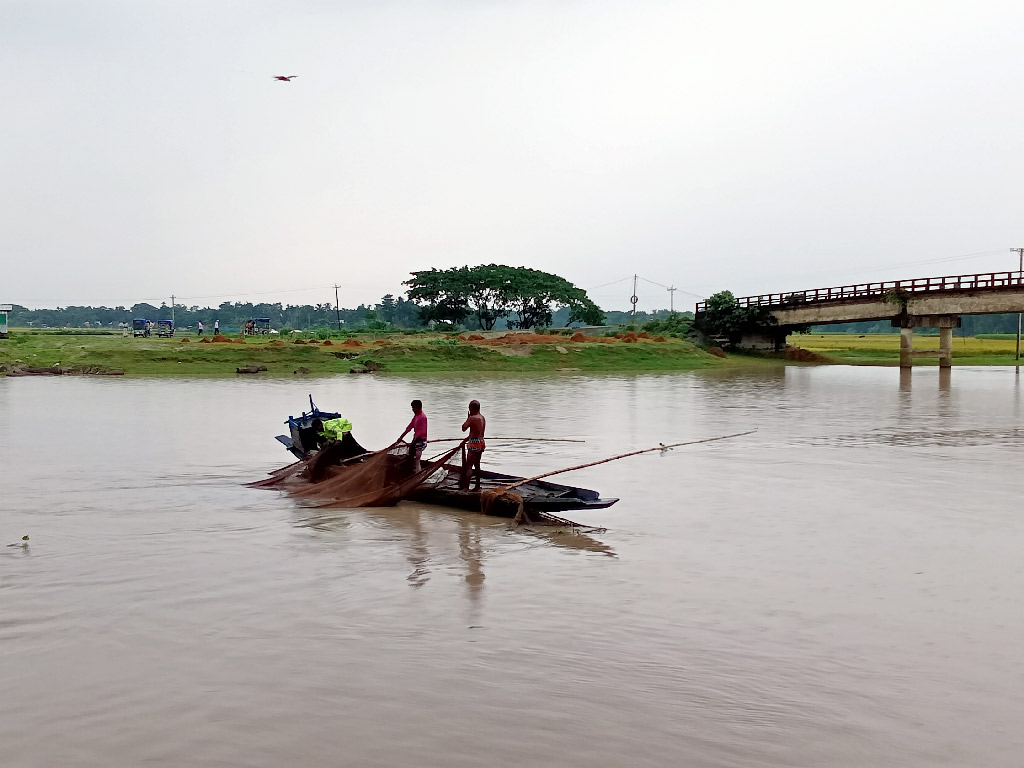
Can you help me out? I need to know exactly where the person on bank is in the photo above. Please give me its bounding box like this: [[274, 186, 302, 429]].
[[399, 400, 428, 473], [460, 400, 486, 490], [197, 320, 204, 337]]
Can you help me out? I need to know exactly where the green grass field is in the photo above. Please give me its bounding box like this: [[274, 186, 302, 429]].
[[791, 333, 1024, 365], [6, 330, 1021, 377], [0, 330, 743, 377]]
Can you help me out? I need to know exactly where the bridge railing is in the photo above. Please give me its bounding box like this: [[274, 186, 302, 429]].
[[694, 271, 1024, 312]]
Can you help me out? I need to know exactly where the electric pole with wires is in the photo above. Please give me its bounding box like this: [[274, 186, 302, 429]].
[[334, 284, 342, 332], [667, 285, 677, 313], [630, 274, 638, 325], [1013, 248, 1024, 360]]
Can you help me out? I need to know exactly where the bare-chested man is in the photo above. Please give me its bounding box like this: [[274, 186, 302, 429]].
[[460, 400, 486, 490]]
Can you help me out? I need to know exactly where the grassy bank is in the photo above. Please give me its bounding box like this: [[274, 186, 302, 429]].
[[8, 330, 1024, 377], [792, 333, 1024, 365], [0, 330, 752, 377]]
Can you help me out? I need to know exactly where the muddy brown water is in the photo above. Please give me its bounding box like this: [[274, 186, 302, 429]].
[[2, 367, 1024, 767]]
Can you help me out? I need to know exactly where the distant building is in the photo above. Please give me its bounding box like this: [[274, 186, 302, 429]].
[[0, 304, 11, 338]]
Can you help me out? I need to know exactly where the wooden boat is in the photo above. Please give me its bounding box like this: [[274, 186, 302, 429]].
[[271, 398, 618, 523], [411, 464, 618, 519]]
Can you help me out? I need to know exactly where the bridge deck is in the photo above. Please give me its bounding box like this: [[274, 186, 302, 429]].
[[695, 271, 1024, 312]]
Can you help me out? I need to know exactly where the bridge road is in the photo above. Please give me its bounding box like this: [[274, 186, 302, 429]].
[[695, 272, 1024, 367]]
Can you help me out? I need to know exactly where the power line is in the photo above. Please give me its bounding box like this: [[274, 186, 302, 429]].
[[638, 276, 670, 289], [637, 276, 704, 298], [586, 276, 632, 291], [784, 248, 1008, 285], [170, 285, 336, 302]]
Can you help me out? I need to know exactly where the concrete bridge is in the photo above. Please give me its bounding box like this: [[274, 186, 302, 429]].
[[694, 271, 1024, 367]]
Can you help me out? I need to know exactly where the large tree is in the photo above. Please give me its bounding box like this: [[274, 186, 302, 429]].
[[403, 268, 473, 326], [404, 264, 605, 329]]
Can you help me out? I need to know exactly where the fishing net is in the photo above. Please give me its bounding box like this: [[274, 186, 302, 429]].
[[251, 440, 464, 508], [480, 487, 524, 518]]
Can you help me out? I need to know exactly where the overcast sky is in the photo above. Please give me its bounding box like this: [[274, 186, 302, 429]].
[[3, 0, 1023, 312]]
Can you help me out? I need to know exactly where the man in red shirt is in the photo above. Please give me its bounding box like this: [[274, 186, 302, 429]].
[[399, 399, 428, 472]]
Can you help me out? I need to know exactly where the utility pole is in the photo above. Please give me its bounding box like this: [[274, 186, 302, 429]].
[[667, 285, 677, 314], [630, 274, 638, 325], [170, 294, 175, 325], [1014, 249, 1024, 361], [334, 284, 342, 332]]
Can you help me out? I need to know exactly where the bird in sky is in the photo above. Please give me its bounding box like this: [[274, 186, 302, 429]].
[[274, 75, 298, 82]]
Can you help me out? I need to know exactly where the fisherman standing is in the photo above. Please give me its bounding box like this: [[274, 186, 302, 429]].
[[399, 399, 428, 473], [460, 400, 486, 490]]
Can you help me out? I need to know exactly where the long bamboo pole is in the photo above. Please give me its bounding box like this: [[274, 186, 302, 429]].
[[427, 436, 585, 443], [496, 430, 756, 493]]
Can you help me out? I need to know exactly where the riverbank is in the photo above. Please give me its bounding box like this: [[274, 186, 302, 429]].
[[7, 330, 1023, 377], [0, 330, 754, 376]]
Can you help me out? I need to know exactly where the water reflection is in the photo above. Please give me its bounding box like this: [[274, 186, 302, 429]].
[[294, 500, 615, 601]]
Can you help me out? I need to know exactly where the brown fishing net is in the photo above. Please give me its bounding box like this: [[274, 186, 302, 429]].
[[480, 487, 524, 518], [251, 441, 464, 508]]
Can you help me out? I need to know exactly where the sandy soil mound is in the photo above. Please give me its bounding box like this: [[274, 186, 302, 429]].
[[340, 339, 364, 348], [475, 333, 555, 345], [785, 346, 832, 363], [293, 339, 306, 344], [321, 339, 333, 346], [570, 332, 588, 342], [211, 335, 233, 343], [199, 337, 212, 343], [707, 347, 727, 358], [180, 337, 190, 343]]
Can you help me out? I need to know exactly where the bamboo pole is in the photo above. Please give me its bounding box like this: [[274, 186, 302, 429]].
[[496, 430, 756, 493], [427, 436, 585, 444]]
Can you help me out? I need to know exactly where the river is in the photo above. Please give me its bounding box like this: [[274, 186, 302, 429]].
[[2, 367, 1023, 767]]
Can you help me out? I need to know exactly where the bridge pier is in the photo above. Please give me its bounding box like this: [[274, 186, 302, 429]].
[[939, 326, 953, 368], [894, 314, 959, 369], [900, 327, 914, 368]]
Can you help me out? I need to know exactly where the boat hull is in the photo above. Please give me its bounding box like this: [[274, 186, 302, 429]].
[[411, 465, 618, 518]]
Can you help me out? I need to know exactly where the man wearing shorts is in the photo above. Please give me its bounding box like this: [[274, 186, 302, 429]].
[[399, 399, 428, 473], [460, 400, 486, 490]]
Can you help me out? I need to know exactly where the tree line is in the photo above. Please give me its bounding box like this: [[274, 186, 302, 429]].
[[8, 265, 629, 331], [7, 297, 423, 331]]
